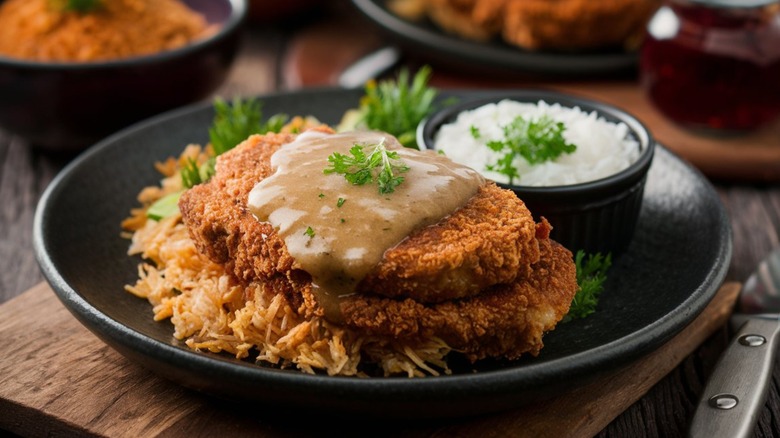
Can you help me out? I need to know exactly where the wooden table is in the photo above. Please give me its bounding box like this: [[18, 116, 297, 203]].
[[2, 3, 780, 437]]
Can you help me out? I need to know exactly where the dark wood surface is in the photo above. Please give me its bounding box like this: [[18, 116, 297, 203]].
[[1, 4, 780, 437]]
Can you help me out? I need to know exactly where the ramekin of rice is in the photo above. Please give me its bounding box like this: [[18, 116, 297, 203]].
[[418, 91, 655, 254]]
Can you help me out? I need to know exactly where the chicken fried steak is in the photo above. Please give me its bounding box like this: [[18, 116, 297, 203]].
[[179, 129, 577, 361]]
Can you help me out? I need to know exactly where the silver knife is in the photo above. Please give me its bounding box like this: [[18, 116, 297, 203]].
[[689, 248, 780, 438]]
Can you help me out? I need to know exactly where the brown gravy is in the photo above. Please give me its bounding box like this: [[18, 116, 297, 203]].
[[247, 131, 484, 321]]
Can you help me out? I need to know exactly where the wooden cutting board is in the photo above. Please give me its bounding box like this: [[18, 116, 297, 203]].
[[281, 17, 780, 183], [0, 281, 739, 437]]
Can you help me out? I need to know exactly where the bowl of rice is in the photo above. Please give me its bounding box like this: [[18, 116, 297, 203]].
[[0, 0, 247, 149], [418, 91, 655, 255]]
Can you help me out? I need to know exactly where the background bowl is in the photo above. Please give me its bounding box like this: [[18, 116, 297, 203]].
[[0, 0, 247, 150], [419, 91, 655, 255]]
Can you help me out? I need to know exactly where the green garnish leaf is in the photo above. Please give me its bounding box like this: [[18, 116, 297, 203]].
[[482, 115, 576, 185], [304, 226, 315, 238], [356, 66, 437, 149], [336, 198, 346, 208], [209, 97, 289, 156], [318, 193, 325, 199], [564, 250, 612, 322], [324, 138, 409, 195], [180, 157, 215, 189], [54, 0, 102, 13], [470, 125, 481, 139], [146, 191, 183, 221]]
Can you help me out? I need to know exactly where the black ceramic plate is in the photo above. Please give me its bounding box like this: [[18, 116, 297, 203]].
[[351, 0, 638, 75], [34, 88, 731, 418]]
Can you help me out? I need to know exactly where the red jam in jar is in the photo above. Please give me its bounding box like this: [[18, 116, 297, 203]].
[[640, 0, 780, 132]]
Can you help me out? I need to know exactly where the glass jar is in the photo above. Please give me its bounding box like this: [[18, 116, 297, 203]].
[[640, 0, 780, 132]]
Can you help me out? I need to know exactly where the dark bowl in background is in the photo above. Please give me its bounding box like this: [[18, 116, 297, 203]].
[[418, 91, 655, 255], [0, 0, 247, 150]]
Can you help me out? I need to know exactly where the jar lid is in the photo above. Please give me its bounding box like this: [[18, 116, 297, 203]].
[[684, 0, 779, 8]]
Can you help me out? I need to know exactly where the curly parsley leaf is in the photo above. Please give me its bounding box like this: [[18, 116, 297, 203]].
[[483, 115, 576, 185], [564, 250, 612, 322], [324, 138, 409, 195]]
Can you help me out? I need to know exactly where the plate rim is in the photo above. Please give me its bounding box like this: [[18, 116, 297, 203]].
[[32, 87, 733, 413], [350, 0, 639, 74]]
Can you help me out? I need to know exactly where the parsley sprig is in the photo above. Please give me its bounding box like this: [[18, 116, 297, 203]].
[[324, 139, 409, 195], [475, 115, 576, 185], [343, 67, 437, 149], [564, 250, 612, 322]]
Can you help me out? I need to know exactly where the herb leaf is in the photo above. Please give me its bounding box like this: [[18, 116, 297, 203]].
[[356, 67, 437, 149], [483, 115, 576, 185], [324, 139, 409, 195], [180, 157, 215, 189], [148, 98, 287, 220], [564, 250, 612, 321], [209, 97, 289, 156]]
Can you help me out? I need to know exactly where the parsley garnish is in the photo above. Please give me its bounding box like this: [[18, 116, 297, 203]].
[[483, 115, 576, 185], [304, 226, 315, 238], [564, 250, 612, 322], [337, 198, 345, 207], [209, 97, 289, 156], [180, 157, 215, 189], [147, 98, 288, 221], [357, 67, 437, 149], [324, 139, 409, 195]]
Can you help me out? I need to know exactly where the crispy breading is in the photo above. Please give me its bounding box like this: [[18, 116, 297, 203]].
[[342, 235, 576, 361], [179, 131, 578, 361], [502, 0, 661, 50], [360, 183, 539, 303], [394, 0, 659, 51], [180, 131, 542, 305]]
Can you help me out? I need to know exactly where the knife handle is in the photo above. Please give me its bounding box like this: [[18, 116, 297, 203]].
[[689, 317, 780, 438]]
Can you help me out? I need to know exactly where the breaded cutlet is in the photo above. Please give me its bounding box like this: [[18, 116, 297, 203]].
[[178, 129, 578, 361]]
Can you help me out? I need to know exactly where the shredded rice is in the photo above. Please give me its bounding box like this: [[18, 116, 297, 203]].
[[124, 142, 453, 377]]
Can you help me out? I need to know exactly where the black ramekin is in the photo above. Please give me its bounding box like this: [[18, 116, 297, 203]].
[[418, 90, 655, 255]]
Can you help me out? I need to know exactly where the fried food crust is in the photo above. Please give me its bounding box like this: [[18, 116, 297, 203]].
[[179, 131, 578, 361], [341, 236, 576, 361], [400, 0, 659, 51], [180, 131, 541, 306], [360, 183, 540, 303]]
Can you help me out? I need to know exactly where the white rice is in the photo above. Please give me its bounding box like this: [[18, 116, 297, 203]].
[[433, 99, 640, 186]]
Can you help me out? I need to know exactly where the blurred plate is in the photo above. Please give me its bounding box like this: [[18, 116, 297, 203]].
[[351, 0, 639, 75], [34, 88, 730, 418]]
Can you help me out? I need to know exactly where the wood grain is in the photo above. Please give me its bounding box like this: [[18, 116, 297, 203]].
[[0, 282, 738, 437]]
